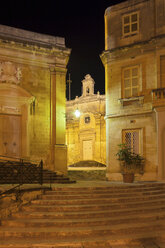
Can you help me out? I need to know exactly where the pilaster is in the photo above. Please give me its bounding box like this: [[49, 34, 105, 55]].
[[49, 65, 67, 174], [154, 106, 165, 180]]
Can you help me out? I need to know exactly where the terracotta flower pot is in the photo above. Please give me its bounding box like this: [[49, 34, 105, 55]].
[[122, 173, 134, 183]]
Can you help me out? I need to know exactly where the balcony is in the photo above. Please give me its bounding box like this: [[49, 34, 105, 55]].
[[152, 88, 165, 107]]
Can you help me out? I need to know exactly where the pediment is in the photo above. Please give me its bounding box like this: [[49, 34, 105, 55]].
[[0, 83, 32, 98], [0, 83, 35, 108]]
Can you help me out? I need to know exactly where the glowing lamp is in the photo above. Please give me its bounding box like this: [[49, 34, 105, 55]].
[[75, 109, 80, 118]]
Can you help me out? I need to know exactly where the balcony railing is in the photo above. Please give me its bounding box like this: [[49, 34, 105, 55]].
[[152, 88, 165, 107]]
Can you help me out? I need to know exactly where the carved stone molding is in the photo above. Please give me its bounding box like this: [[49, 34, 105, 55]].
[[0, 61, 22, 84], [0, 105, 21, 114]]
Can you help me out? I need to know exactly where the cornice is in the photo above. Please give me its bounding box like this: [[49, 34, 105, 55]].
[[105, 0, 150, 16], [0, 24, 66, 48], [0, 41, 71, 68], [100, 35, 165, 65], [66, 94, 105, 107], [105, 109, 153, 119], [0, 38, 71, 57]]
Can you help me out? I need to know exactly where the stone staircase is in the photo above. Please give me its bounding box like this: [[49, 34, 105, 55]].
[[68, 160, 106, 167], [0, 182, 165, 247], [42, 169, 75, 184], [0, 158, 75, 184]]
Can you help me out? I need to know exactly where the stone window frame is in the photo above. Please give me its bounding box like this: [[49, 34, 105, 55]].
[[122, 12, 139, 37], [84, 116, 90, 124], [122, 128, 142, 154], [122, 65, 140, 98]]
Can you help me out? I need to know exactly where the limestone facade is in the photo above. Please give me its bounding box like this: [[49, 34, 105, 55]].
[[101, 0, 165, 181], [66, 74, 106, 166], [0, 25, 70, 174]]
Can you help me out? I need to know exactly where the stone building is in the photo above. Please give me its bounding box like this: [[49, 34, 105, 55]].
[[101, 0, 165, 181], [0, 24, 70, 174], [66, 74, 106, 168]]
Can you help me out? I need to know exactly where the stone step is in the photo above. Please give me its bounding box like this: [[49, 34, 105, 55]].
[[42, 176, 71, 180], [2, 211, 165, 228], [0, 220, 164, 239], [22, 198, 165, 212], [42, 180, 73, 184], [49, 185, 165, 194], [41, 189, 165, 199], [1, 183, 165, 247], [14, 204, 165, 219], [0, 236, 165, 248], [42, 177, 69, 181], [50, 183, 165, 194], [33, 193, 165, 205]]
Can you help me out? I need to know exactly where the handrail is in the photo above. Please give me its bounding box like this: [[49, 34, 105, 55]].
[[0, 184, 22, 200], [152, 87, 165, 92], [0, 155, 40, 164]]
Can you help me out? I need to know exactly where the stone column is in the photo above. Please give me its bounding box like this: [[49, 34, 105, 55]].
[[154, 107, 165, 180], [49, 66, 67, 174]]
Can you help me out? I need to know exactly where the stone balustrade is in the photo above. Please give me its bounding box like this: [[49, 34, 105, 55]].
[[152, 88, 165, 107]]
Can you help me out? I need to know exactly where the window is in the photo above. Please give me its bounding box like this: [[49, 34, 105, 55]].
[[122, 65, 139, 98], [122, 12, 139, 36], [86, 87, 90, 94], [122, 129, 141, 154], [84, 116, 90, 124]]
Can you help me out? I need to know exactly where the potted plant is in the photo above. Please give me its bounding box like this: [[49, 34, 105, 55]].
[[116, 144, 145, 183]]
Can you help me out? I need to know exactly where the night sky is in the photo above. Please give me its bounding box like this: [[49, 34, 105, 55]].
[[0, 0, 125, 99]]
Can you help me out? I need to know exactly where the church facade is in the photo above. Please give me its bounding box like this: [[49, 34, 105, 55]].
[[101, 0, 165, 181], [66, 74, 106, 167], [0, 25, 70, 173]]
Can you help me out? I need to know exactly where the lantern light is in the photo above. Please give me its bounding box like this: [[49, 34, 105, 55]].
[[75, 109, 80, 118]]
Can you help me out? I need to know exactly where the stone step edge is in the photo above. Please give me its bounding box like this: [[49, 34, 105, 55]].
[[24, 198, 165, 208], [50, 185, 165, 191], [42, 190, 165, 197], [46, 187, 165, 194], [2, 214, 165, 228], [0, 219, 165, 232], [0, 225, 164, 243], [32, 193, 165, 202], [0, 234, 165, 247], [14, 204, 165, 217]]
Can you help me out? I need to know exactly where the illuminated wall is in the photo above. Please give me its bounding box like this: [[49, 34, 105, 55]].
[[66, 75, 106, 166], [0, 25, 70, 174], [101, 0, 165, 181]]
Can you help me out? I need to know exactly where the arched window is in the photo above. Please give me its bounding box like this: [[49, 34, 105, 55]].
[[86, 87, 90, 94]]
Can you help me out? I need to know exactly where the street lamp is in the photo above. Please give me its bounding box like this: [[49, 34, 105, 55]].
[[75, 109, 81, 118]]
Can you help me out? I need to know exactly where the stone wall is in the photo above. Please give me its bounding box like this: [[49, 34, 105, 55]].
[[68, 169, 106, 181], [66, 75, 106, 167], [0, 188, 48, 220], [101, 0, 165, 181], [0, 24, 71, 174]]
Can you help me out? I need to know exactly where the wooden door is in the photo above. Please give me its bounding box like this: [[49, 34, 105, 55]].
[[0, 115, 21, 157], [83, 140, 93, 160]]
